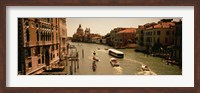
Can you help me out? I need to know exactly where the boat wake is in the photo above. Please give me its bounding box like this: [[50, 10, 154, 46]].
[[113, 66, 123, 74], [125, 58, 157, 75], [135, 71, 157, 75]]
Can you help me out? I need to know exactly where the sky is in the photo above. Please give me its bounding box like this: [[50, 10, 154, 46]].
[[66, 18, 181, 37]]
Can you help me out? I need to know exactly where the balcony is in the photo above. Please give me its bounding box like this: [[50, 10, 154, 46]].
[[45, 41, 52, 45]]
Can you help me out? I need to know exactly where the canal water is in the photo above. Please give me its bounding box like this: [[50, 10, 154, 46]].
[[68, 42, 181, 75]]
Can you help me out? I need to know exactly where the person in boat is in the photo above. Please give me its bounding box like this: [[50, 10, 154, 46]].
[[141, 65, 150, 71], [93, 56, 99, 62], [92, 61, 97, 71], [93, 51, 96, 55], [92, 51, 100, 62]]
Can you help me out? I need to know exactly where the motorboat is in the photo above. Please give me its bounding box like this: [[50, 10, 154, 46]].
[[108, 49, 124, 58], [110, 58, 119, 66], [141, 65, 150, 71], [93, 56, 99, 62], [92, 63, 97, 71]]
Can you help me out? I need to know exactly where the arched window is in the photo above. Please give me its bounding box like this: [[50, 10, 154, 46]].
[[56, 32, 58, 42], [44, 32, 46, 41], [49, 33, 51, 41], [25, 21, 29, 26], [40, 32, 43, 41], [26, 29, 30, 42], [46, 32, 48, 41], [36, 30, 39, 41], [43, 32, 45, 41], [46, 33, 48, 41], [47, 33, 48, 41], [48, 33, 50, 41], [52, 32, 54, 41]]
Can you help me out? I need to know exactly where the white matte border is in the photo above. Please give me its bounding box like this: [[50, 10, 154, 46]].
[[6, 6, 194, 87]]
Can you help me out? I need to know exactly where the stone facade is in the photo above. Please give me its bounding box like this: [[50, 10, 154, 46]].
[[18, 18, 67, 75], [135, 19, 177, 53], [115, 28, 137, 48], [59, 18, 67, 60]]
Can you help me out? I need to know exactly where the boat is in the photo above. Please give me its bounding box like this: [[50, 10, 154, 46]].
[[108, 49, 124, 58], [92, 61, 97, 71], [110, 58, 119, 66], [140, 65, 150, 71], [93, 56, 99, 62]]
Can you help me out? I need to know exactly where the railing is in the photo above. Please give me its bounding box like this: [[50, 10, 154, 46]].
[[45, 41, 52, 45]]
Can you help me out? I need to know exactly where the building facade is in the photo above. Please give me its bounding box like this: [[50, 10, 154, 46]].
[[18, 18, 66, 75], [58, 18, 67, 60], [172, 20, 182, 64], [135, 19, 176, 53], [109, 27, 124, 46], [115, 28, 137, 48]]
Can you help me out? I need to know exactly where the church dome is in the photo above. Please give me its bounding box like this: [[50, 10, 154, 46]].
[[77, 24, 83, 32]]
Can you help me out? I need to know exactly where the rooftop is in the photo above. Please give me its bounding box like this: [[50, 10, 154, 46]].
[[117, 28, 136, 34], [146, 22, 175, 30]]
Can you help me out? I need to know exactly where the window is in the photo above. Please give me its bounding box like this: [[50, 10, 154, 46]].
[[48, 33, 51, 41], [52, 45, 54, 51], [47, 18, 50, 23], [56, 44, 58, 49], [165, 38, 168, 43], [40, 32, 43, 41], [28, 62, 32, 68], [49, 33, 51, 41], [36, 24, 39, 28], [25, 48, 31, 57], [166, 31, 170, 35], [51, 53, 52, 60], [36, 47, 40, 55], [141, 30, 143, 34], [157, 31, 160, 35], [45, 32, 47, 41], [42, 55, 44, 64], [52, 32, 54, 41], [26, 29, 30, 42], [157, 38, 160, 43], [38, 59, 41, 65], [47, 33, 49, 41], [36, 30, 39, 41], [56, 33, 58, 42], [25, 21, 29, 26]]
